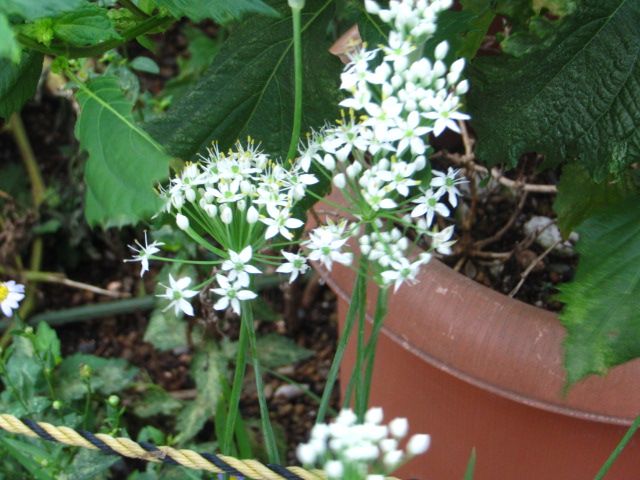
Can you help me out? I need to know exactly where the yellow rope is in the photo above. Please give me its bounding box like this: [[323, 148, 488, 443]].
[[0, 414, 401, 480]]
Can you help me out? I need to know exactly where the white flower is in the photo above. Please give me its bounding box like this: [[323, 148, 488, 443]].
[[422, 97, 470, 137], [325, 460, 343, 479], [297, 443, 317, 465], [411, 188, 450, 226], [0, 280, 25, 317], [157, 275, 199, 316], [304, 226, 353, 270], [381, 256, 428, 292], [430, 225, 456, 255], [276, 251, 309, 283], [221, 246, 261, 286], [386, 111, 431, 155], [261, 206, 305, 240], [376, 160, 420, 196], [407, 434, 431, 455], [125, 232, 164, 277], [210, 274, 257, 315], [430, 167, 465, 207]]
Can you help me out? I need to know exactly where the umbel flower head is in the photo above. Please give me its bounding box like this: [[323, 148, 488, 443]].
[[298, 0, 468, 292], [0, 280, 25, 317], [297, 407, 431, 479]]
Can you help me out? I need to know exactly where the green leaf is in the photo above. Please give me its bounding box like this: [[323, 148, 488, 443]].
[[175, 345, 224, 443], [155, 0, 279, 24], [33, 321, 62, 368], [130, 56, 160, 74], [256, 333, 313, 368], [56, 354, 139, 401], [133, 386, 182, 418], [68, 449, 118, 480], [3, 336, 44, 410], [468, 0, 640, 179], [146, 0, 341, 162], [0, 50, 43, 119], [0, 13, 20, 62], [557, 196, 640, 386], [464, 448, 477, 480], [0, 0, 86, 21], [52, 5, 120, 46], [554, 163, 636, 237], [75, 75, 170, 227], [0, 437, 56, 480]]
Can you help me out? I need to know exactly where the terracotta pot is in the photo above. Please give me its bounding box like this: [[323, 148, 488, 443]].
[[311, 213, 640, 479]]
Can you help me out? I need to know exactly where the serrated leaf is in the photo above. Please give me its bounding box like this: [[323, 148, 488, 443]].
[[130, 56, 160, 74], [155, 0, 278, 24], [557, 196, 640, 386], [68, 449, 118, 480], [75, 75, 170, 227], [146, 0, 341, 162], [175, 345, 224, 443], [0, 0, 86, 21], [0, 50, 43, 119], [553, 163, 635, 236], [53, 5, 120, 46], [468, 0, 640, 179], [256, 333, 313, 368], [56, 354, 139, 401], [133, 386, 182, 418]]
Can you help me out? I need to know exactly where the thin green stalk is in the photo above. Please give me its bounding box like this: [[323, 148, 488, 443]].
[[286, 5, 304, 161], [346, 281, 368, 416], [359, 287, 389, 416], [221, 314, 250, 454], [243, 303, 280, 463], [594, 415, 640, 480], [316, 256, 369, 424]]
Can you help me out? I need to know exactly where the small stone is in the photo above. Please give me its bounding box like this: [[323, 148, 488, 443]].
[[274, 384, 307, 399], [523, 216, 576, 257]]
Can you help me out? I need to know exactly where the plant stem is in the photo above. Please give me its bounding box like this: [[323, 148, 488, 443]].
[[243, 302, 280, 463], [594, 415, 640, 480], [17, 15, 172, 59], [8, 113, 45, 320], [316, 256, 369, 424], [348, 280, 368, 418], [286, 5, 304, 162], [221, 312, 250, 455], [359, 286, 389, 416], [119, 0, 148, 19]]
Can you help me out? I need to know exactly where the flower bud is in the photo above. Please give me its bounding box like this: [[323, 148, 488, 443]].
[[247, 206, 259, 224], [108, 395, 120, 407], [325, 460, 343, 479], [52, 400, 63, 410], [297, 444, 316, 465], [456, 80, 469, 95], [434, 41, 449, 60], [321, 154, 336, 171], [407, 433, 431, 455], [204, 204, 218, 218], [389, 417, 408, 438], [346, 161, 362, 179], [364, 0, 380, 13], [333, 173, 346, 189], [185, 188, 196, 202], [220, 206, 233, 225], [288, 0, 305, 9], [433, 60, 447, 78], [176, 213, 190, 230], [450, 58, 466, 75]]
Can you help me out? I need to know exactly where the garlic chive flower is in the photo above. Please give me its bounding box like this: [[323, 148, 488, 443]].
[[124, 231, 165, 277], [0, 280, 25, 317], [276, 251, 309, 283], [297, 407, 431, 479], [211, 274, 257, 315], [157, 275, 199, 316], [221, 246, 261, 286]]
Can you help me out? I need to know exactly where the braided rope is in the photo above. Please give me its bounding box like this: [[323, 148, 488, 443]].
[[0, 414, 399, 480]]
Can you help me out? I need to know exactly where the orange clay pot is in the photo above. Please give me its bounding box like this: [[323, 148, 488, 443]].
[[309, 195, 640, 480]]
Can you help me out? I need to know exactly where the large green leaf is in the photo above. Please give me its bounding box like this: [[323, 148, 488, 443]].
[[155, 0, 278, 24], [146, 0, 341, 162], [75, 75, 170, 227], [256, 333, 313, 368], [52, 5, 120, 46], [0, 50, 42, 119], [557, 196, 640, 386], [0, 0, 86, 21], [553, 163, 637, 237], [468, 0, 640, 179], [0, 13, 20, 62]]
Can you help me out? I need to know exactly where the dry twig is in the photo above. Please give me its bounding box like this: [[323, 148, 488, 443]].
[[509, 239, 561, 297]]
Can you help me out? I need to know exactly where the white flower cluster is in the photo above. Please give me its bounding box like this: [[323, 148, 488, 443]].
[[299, 0, 468, 291], [297, 408, 430, 479]]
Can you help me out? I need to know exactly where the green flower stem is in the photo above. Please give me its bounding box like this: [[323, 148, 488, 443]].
[[243, 302, 280, 463], [286, 5, 304, 161], [358, 286, 389, 417], [17, 15, 173, 59], [316, 256, 369, 424], [595, 414, 640, 480], [221, 313, 249, 455], [119, 0, 149, 19], [344, 282, 368, 416]]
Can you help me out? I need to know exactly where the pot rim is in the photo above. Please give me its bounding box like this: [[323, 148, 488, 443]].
[[317, 259, 640, 426]]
